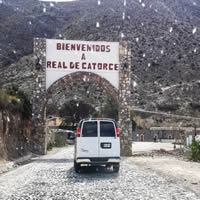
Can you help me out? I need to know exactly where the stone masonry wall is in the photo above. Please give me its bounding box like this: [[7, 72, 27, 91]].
[[118, 41, 132, 156], [32, 39, 133, 156], [47, 71, 118, 105], [31, 38, 47, 155]]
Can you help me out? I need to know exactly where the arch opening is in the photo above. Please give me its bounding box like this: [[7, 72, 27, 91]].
[[44, 72, 119, 148], [46, 72, 118, 105]]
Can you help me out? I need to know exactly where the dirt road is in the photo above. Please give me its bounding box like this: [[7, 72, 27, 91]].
[[0, 146, 199, 200], [131, 142, 200, 197]]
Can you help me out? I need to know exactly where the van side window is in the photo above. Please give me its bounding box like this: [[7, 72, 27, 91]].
[[82, 121, 97, 137], [100, 121, 115, 137]]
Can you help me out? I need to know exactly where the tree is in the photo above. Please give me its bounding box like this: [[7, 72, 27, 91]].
[[46, 104, 59, 116], [59, 100, 96, 130], [100, 96, 118, 121]]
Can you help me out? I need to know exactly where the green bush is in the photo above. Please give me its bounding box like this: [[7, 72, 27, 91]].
[[47, 139, 67, 151], [55, 136, 66, 147], [7, 86, 32, 120], [157, 103, 179, 112], [189, 141, 200, 162], [47, 142, 54, 151], [0, 86, 31, 119], [0, 89, 22, 112], [0, 90, 9, 109]]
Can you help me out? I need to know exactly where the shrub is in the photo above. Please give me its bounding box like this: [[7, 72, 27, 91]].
[[190, 103, 200, 111], [55, 135, 66, 147], [0, 86, 31, 120], [0, 89, 22, 111], [47, 139, 67, 151], [189, 141, 200, 162], [47, 142, 54, 151], [8, 95, 23, 112], [0, 90, 9, 109], [7, 86, 32, 120], [157, 104, 179, 112]]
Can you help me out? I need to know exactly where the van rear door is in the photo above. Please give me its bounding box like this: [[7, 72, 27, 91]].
[[77, 121, 99, 158], [99, 120, 120, 158]]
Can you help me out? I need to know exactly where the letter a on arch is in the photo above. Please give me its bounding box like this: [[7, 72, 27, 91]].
[[81, 53, 86, 60]]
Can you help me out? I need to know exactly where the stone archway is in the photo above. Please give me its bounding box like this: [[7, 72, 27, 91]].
[[31, 38, 132, 156], [46, 71, 118, 105]]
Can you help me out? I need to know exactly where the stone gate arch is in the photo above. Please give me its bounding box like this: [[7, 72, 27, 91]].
[[46, 71, 118, 105], [31, 38, 132, 156]]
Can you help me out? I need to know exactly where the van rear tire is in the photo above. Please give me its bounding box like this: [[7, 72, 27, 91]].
[[113, 163, 120, 172], [74, 161, 81, 173]]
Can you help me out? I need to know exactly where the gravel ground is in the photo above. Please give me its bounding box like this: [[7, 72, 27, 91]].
[[130, 151, 200, 197], [0, 146, 199, 200], [132, 142, 174, 153]]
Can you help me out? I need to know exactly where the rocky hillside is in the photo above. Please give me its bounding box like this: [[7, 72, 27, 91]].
[[0, 110, 30, 160], [0, 0, 200, 117], [0, 0, 84, 67]]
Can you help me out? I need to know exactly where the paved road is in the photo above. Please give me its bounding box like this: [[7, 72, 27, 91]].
[[0, 146, 199, 200]]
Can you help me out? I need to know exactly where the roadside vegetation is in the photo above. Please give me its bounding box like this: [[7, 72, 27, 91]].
[[99, 96, 118, 121], [0, 86, 31, 120], [59, 100, 97, 130], [47, 141, 67, 151], [189, 141, 200, 162]]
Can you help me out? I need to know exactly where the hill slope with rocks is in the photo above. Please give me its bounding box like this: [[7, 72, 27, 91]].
[[0, 0, 200, 117]]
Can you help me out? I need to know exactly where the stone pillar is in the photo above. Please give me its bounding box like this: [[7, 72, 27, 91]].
[[30, 38, 47, 155], [119, 41, 132, 156]]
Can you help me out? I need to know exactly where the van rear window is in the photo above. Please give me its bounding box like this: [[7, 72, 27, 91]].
[[100, 121, 115, 137], [82, 121, 97, 137]]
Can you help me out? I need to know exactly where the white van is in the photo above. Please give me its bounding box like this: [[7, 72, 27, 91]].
[[74, 118, 120, 172]]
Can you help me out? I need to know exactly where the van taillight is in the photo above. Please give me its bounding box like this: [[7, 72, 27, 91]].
[[116, 128, 120, 137], [77, 128, 81, 137]]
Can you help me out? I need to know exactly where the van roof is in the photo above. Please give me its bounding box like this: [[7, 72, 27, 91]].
[[80, 118, 116, 122], [78, 118, 118, 128]]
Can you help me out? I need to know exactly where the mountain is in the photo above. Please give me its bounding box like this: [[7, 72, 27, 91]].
[[0, 0, 200, 117]]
